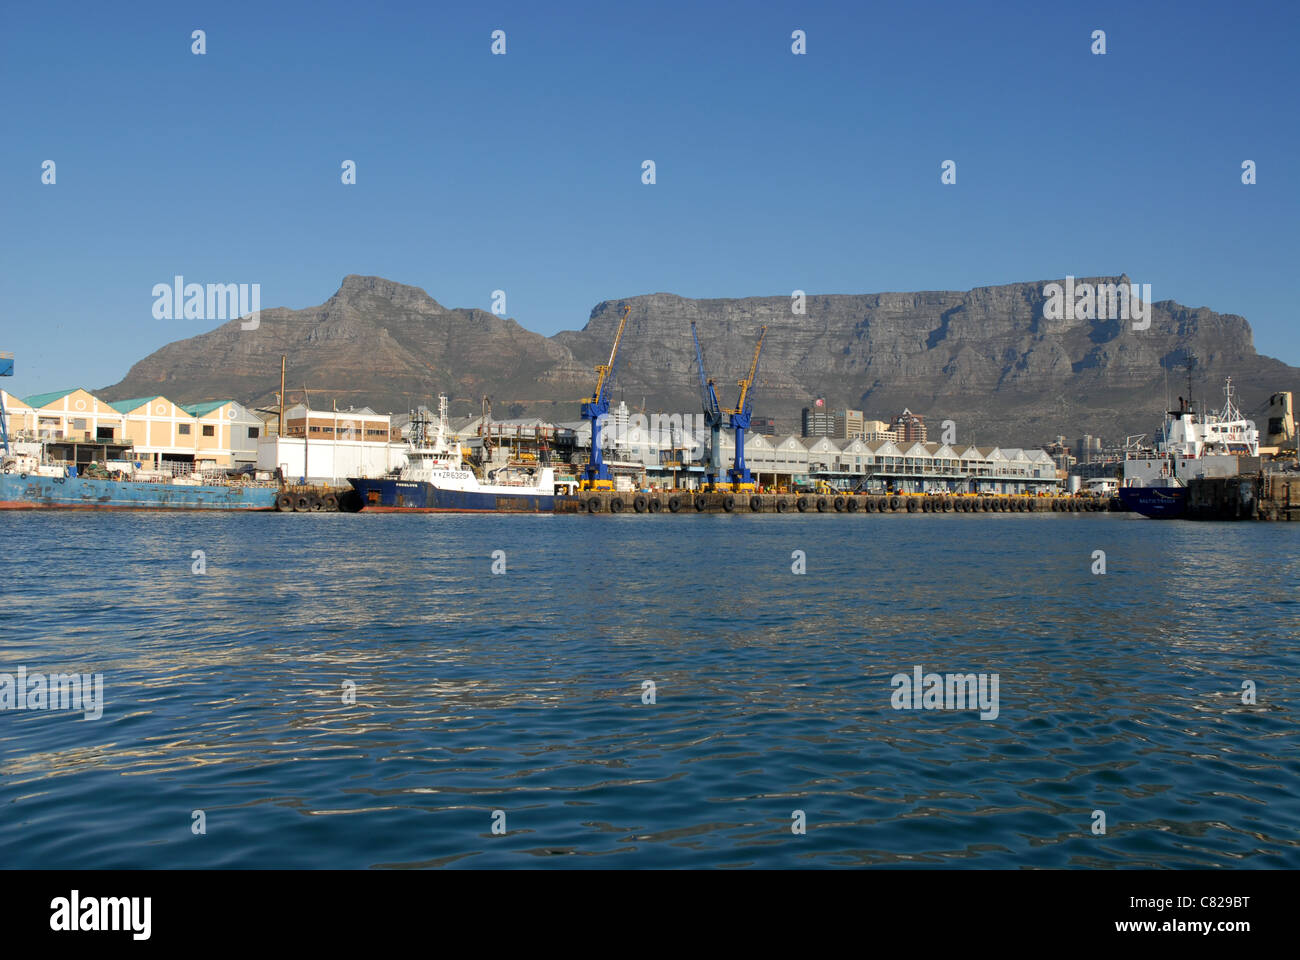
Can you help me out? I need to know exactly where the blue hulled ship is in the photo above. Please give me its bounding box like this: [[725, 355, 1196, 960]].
[[348, 395, 563, 513]]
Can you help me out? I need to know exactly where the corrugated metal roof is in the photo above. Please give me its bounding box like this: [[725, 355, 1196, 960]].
[[108, 397, 158, 413], [24, 388, 78, 407], [183, 400, 231, 417]]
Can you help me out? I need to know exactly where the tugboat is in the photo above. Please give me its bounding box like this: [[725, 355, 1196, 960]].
[[1118, 376, 1259, 519], [347, 395, 561, 512]]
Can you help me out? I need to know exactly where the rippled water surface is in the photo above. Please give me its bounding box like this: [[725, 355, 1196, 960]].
[[1, 511, 1296, 868]]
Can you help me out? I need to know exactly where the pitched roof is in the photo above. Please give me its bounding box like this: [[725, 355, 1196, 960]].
[[24, 388, 77, 407], [108, 397, 158, 413], [183, 400, 232, 417]]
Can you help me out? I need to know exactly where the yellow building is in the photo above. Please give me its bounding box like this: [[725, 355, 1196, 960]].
[[109, 397, 261, 470], [0, 390, 37, 439], [184, 400, 264, 466], [24, 389, 125, 442]]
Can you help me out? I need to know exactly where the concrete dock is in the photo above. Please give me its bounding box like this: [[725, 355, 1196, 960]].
[[560, 491, 1118, 514]]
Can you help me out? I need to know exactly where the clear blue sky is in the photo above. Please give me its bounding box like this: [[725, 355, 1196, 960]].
[[3, 0, 1297, 396]]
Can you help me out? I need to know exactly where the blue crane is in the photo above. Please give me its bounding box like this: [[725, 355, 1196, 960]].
[[722, 326, 767, 492], [690, 321, 723, 488], [0, 351, 12, 456], [579, 304, 631, 490]]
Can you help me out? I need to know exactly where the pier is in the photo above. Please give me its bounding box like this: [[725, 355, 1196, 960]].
[[559, 491, 1118, 515]]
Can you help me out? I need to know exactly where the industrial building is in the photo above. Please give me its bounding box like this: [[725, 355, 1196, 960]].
[[1, 387, 265, 472], [256, 404, 407, 483]]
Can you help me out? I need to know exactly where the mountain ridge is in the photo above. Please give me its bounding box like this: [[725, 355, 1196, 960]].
[[98, 274, 1300, 444]]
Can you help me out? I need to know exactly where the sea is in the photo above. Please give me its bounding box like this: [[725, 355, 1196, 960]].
[[1, 510, 1296, 868]]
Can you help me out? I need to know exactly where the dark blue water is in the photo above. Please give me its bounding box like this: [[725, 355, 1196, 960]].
[[1, 511, 1296, 868]]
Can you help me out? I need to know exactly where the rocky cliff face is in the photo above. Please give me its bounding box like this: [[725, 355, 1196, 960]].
[[99, 274, 1299, 444]]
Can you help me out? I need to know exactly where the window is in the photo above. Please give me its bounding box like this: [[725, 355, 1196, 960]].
[[248, 427, 260, 440], [202, 425, 215, 437], [73, 418, 87, 430], [96, 426, 115, 440], [178, 424, 191, 435]]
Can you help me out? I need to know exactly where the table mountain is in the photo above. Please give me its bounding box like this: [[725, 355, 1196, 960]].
[[98, 274, 1300, 444]]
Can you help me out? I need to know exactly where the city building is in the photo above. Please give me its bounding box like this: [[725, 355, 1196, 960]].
[[833, 408, 864, 440], [801, 405, 835, 437], [890, 408, 927, 443]]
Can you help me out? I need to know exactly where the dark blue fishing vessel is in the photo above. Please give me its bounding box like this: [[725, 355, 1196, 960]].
[[1117, 484, 1187, 519], [348, 395, 563, 513]]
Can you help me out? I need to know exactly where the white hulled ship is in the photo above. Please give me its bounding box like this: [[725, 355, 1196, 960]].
[[347, 395, 562, 512], [1119, 377, 1259, 518]]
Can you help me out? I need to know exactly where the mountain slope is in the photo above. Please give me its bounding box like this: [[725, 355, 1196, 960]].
[[99, 274, 1300, 442]]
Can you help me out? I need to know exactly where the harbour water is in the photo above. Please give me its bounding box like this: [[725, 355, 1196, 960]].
[[1, 511, 1296, 868]]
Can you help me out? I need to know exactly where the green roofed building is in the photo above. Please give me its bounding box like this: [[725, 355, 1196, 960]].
[[23, 388, 79, 409]]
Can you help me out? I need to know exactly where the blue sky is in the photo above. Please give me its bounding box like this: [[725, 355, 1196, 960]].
[[3, 0, 1297, 396]]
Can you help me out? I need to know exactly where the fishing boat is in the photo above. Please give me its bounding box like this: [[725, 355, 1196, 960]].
[[1118, 377, 1259, 519], [347, 395, 562, 512]]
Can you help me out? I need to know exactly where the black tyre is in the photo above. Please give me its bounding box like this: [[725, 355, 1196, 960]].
[[889, 497, 901, 511], [695, 497, 708, 512], [648, 498, 662, 513], [293, 494, 312, 512], [276, 493, 294, 511], [833, 497, 845, 512], [907, 498, 918, 512], [609, 497, 624, 513], [749, 496, 762, 512], [776, 498, 789, 513], [796, 497, 809, 513], [846, 497, 859, 513], [633, 495, 647, 513], [322, 493, 339, 511], [667, 496, 681, 513], [722, 495, 736, 513], [816, 497, 828, 512], [586, 498, 601, 513], [307, 494, 324, 512]]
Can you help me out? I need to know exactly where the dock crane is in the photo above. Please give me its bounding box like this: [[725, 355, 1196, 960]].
[[690, 321, 723, 488], [722, 326, 767, 492], [0, 351, 13, 456], [579, 304, 631, 490]]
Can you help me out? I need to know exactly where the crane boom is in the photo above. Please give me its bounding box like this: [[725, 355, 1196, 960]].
[[724, 326, 766, 417], [724, 327, 767, 491], [585, 304, 630, 409], [690, 322, 723, 488], [690, 322, 721, 425], [579, 304, 631, 490]]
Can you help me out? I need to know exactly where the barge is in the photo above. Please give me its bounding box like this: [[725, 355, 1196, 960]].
[[0, 469, 278, 511]]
